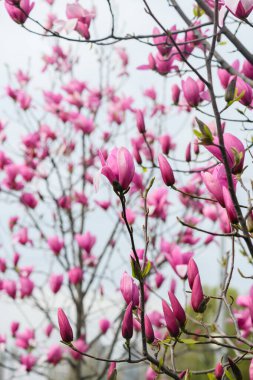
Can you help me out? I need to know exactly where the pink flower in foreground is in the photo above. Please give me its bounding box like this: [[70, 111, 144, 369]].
[[66, 3, 95, 39], [181, 77, 200, 107], [120, 272, 139, 306], [122, 302, 133, 340], [187, 259, 206, 313], [99, 147, 135, 191], [222, 187, 239, 224], [202, 164, 237, 207], [168, 291, 186, 328], [162, 299, 179, 337], [144, 315, 155, 343], [57, 308, 73, 343], [235, 76, 253, 106], [204, 133, 245, 174], [158, 154, 175, 187], [5, 0, 34, 24]]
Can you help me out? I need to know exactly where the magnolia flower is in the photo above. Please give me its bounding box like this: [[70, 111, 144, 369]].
[[225, 0, 253, 19], [99, 147, 135, 191]]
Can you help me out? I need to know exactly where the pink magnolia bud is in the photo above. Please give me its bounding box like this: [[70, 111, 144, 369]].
[[187, 258, 199, 288], [144, 315, 155, 343], [9, 216, 19, 231], [100, 147, 135, 191], [20, 192, 38, 209], [168, 291, 186, 328], [215, 362, 224, 380], [5, 0, 35, 24], [225, 0, 253, 19], [191, 274, 205, 313], [159, 134, 175, 155], [185, 142, 191, 162], [182, 77, 200, 107], [68, 267, 83, 285], [49, 274, 63, 294], [193, 139, 199, 155], [158, 154, 175, 187], [242, 60, 253, 80], [47, 236, 64, 255], [13, 252, 20, 267], [122, 302, 133, 340], [162, 299, 179, 337], [99, 319, 111, 334], [135, 110, 146, 133], [57, 308, 73, 343], [10, 321, 19, 337], [0, 258, 6, 272], [222, 187, 238, 224], [120, 272, 139, 306], [171, 84, 180, 105], [107, 362, 117, 380]]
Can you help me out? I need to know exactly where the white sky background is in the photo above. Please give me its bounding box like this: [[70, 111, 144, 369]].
[[0, 1, 253, 378]]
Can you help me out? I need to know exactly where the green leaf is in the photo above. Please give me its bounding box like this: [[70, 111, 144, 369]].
[[159, 337, 174, 344], [231, 147, 243, 168], [225, 77, 236, 103], [195, 118, 213, 144], [193, 5, 204, 17], [207, 374, 216, 380], [228, 357, 242, 380], [184, 370, 192, 380], [142, 261, 152, 278], [225, 370, 235, 380], [179, 338, 198, 345], [130, 257, 142, 280], [193, 129, 202, 139]]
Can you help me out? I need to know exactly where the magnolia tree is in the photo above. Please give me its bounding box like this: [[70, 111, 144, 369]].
[[1, 0, 253, 379]]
